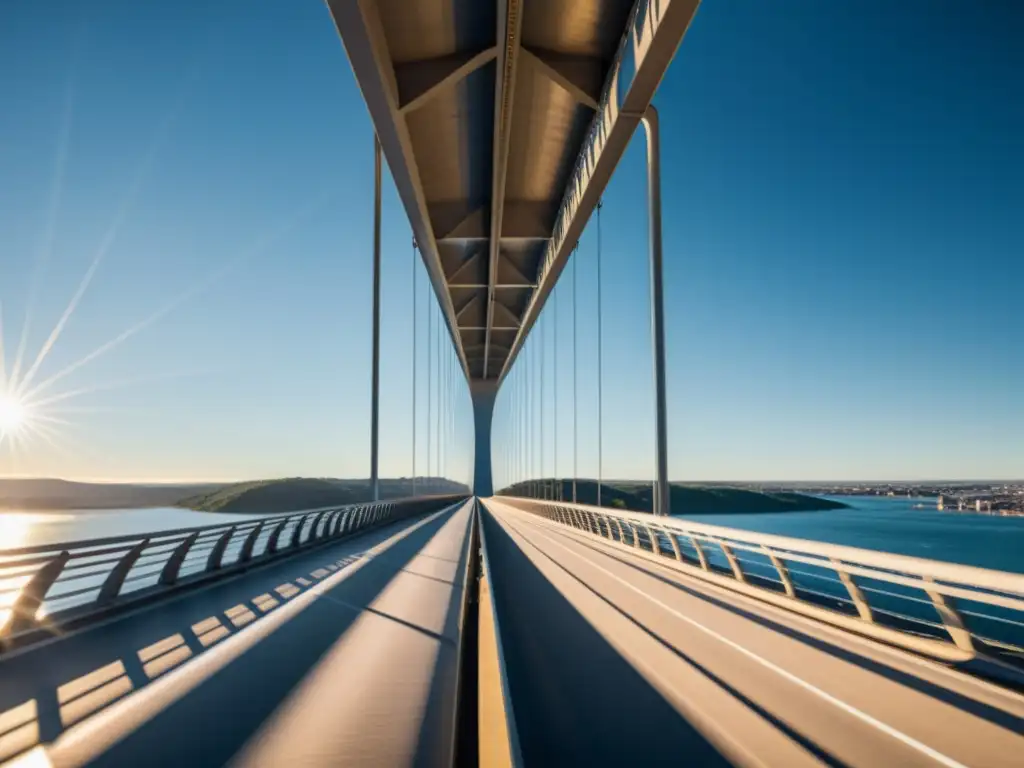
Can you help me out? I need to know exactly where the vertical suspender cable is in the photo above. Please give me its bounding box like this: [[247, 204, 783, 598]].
[[427, 284, 433, 490], [438, 303, 442, 489], [412, 239, 418, 496], [572, 243, 578, 504], [596, 199, 604, 508], [553, 285, 559, 501], [370, 136, 382, 502], [540, 311, 545, 500], [536, 335, 544, 499], [438, 323, 442, 481]]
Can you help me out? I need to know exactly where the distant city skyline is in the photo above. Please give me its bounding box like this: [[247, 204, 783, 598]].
[[1, 0, 1021, 484]]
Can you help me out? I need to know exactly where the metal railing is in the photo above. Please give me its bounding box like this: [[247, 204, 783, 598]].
[[495, 497, 1024, 665], [0, 495, 466, 652]]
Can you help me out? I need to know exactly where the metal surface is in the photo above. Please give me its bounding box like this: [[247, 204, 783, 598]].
[[327, 0, 701, 381], [471, 380, 499, 495], [371, 135, 383, 501], [642, 107, 670, 516], [494, 497, 1024, 666], [0, 496, 465, 652]]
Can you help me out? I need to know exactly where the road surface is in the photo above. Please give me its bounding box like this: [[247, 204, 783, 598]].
[[0, 500, 473, 768], [482, 498, 1024, 767]]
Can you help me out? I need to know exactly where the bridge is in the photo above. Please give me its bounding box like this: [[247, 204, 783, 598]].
[[2, 1, 1023, 766]]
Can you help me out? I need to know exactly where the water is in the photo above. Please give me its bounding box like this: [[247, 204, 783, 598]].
[[678, 495, 1024, 574], [0, 507, 267, 551]]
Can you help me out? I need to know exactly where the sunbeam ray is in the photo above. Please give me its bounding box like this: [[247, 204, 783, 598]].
[[22, 366, 227, 411], [0, 300, 8, 390], [14, 39, 203, 396], [23, 192, 331, 401], [10, 35, 80, 391]]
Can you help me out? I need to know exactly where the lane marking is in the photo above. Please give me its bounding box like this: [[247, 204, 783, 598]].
[[485, 507, 771, 768], [510, 504, 1024, 712], [499, 508, 970, 768]]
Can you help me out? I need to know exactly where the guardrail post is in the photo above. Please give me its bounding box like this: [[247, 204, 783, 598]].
[[312, 510, 329, 541], [690, 537, 710, 571], [831, 558, 874, 622], [2, 551, 70, 637], [763, 546, 796, 597], [320, 510, 337, 539], [335, 510, 349, 536], [716, 540, 746, 583], [267, 520, 289, 554], [666, 531, 683, 561], [239, 523, 265, 564], [614, 518, 626, 543], [207, 526, 236, 571], [98, 540, 149, 603], [292, 513, 312, 548], [638, 528, 655, 557], [627, 523, 641, 549], [922, 576, 975, 651], [160, 533, 199, 586]]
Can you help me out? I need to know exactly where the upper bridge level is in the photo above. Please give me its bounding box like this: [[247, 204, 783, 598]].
[[326, 0, 699, 381]]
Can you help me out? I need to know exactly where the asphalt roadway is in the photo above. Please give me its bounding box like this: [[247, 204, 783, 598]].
[[481, 498, 1024, 768], [0, 499, 474, 768]]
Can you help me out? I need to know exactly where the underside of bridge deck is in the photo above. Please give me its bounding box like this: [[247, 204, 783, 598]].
[[327, 0, 700, 384]]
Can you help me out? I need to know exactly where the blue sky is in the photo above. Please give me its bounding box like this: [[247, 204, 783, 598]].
[[0, 0, 1020, 484]]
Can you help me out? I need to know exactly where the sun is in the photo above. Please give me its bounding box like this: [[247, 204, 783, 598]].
[[0, 393, 28, 434]]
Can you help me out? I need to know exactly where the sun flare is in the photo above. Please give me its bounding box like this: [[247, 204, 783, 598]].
[[0, 393, 28, 434]]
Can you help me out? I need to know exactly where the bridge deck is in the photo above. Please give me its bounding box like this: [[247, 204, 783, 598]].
[[482, 499, 1024, 767], [0, 501, 473, 768]]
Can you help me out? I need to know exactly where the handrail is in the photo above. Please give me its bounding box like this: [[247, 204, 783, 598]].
[[0, 494, 458, 557], [0, 495, 466, 652], [494, 496, 1024, 663]]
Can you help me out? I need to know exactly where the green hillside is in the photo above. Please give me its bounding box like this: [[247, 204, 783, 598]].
[[500, 479, 848, 515], [177, 477, 468, 514]]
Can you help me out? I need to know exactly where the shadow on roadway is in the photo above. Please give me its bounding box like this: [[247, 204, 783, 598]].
[[0, 508, 459, 766], [481, 512, 731, 767], [544, 523, 1024, 734]]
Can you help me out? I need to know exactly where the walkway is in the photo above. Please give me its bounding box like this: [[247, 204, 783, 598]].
[[0, 500, 474, 768], [482, 498, 1024, 767]]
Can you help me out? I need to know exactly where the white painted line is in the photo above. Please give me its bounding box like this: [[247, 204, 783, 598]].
[[503, 502, 1024, 712], [488, 509, 770, 768], [507, 511, 970, 768]]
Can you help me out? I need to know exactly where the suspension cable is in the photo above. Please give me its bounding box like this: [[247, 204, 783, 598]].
[[438, 301, 442, 487], [596, 199, 604, 508], [540, 309, 545, 500], [553, 283, 559, 501], [427, 284, 433, 489], [412, 238, 418, 496], [572, 242, 578, 503]]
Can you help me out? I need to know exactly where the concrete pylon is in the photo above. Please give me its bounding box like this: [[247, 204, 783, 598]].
[[470, 380, 498, 497]]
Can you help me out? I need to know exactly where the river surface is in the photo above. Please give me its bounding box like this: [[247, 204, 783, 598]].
[[0, 507, 267, 550], [679, 495, 1024, 573]]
